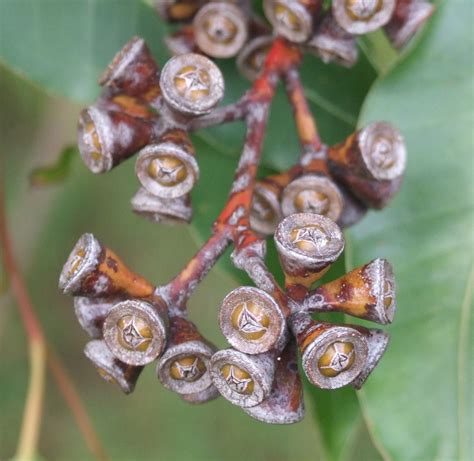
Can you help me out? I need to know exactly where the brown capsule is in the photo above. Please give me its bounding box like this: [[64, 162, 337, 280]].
[[193, 2, 249, 58], [165, 26, 199, 56], [156, 0, 203, 22], [236, 35, 273, 81], [103, 298, 168, 366], [84, 340, 143, 394], [290, 312, 368, 389], [328, 122, 406, 208], [351, 327, 390, 389], [99, 37, 161, 104], [131, 188, 193, 225], [274, 213, 345, 287], [73, 297, 120, 338], [135, 129, 199, 199], [179, 385, 220, 404], [336, 185, 367, 229], [59, 233, 155, 299], [264, 0, 322, 43], [157, 317, 216, 396], [243, 340, 304, 424], [307, 258, 396, 324], [160, 53, 224, 116], [219, 286, 288, 355], [250, 180, 284, 237], [332, 0, 396, 35], [384, 0, 434, 49], [77, 106, 152, 174], [210, 348, 276, 408], [281, 174, 344, 222], [306, 12, 358, 67]]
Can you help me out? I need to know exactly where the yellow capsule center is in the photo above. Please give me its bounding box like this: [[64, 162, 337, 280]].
[[220, 364, 254, 395], [294, 190, 330, 216], [230, 301, 270, 341], [345, 0, 382, 21], [117, 315, 153, 352], [174, 65, 211, 102], [204, 14, 238, 44], [274, 3, 301, 31], [372, 137, 396, 169], [83, 120, 103, 164], [290, 224, 330, 254], [383, 280, 393, 309], [147, 155, 188, 187], [68, 247, 86, 276], [170, 355, 206, 382], [318, 341, 355, 377]]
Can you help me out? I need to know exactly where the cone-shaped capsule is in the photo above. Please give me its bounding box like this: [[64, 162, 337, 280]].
[[193, 2, 249, 58], [243, 341, 304, 424], [250, 180, 284, 236], [328, 122, 406, 208], [160, 53, 224, 116], [103, 299, 168, 366], [210, 349, 276, 407], [59, 233, 155, 298], [74, 297, 120, 338], [99, 37, 161, 102], [290, 312, 368, 389], [351, 327, 390, 389], [77, 106, 152, 174], [236, 35, 273, 81], [274, 213, 345, 287], [306, 12, 358, 67], [384, 0, 434, 49], [337, 185, 367, 229], [165, 26, 198, 56], [156, 0, 203, 22], [332, 0, 396, 35], [309, 258, 396, 324], [219, 287, 287, 355], [84, 340, 143, 394], [131, 188, 193, 225], [264, 0, 322, 43], [157, 317, 216, 396], [281, 175, 344, 222], [135, 129, 199, 199]]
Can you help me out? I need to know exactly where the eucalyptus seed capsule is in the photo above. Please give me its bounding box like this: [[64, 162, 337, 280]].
[[135, 129, 199, 199], [250, 180, 283, 236], [160, 53, 224, 116], [384, 0, 434, 49], [59, 233, 155, 299], [263, 0, 322, 43], [84, 340, 143, 394], [306, 12, 358, 67], [99, 37, 161, 103], [131, 188, 192, 225], [156, 0, 203, 23], [210, 348, 276, 407], [78, 106, 152, 174], [219, 286, 287, 354], [236, 35, 273, 81], [157, 317, 216, 396], [103, 299, 168, 366], [193, 2, 249, 58], [290, 312, 368, 389], [327, 122, 406, 208], [332, 0, 396, 35], [274, 213, 345, 287], [281, 174, 344, 222], [74, 297, 120, 339], [165, 26, 198, 56]]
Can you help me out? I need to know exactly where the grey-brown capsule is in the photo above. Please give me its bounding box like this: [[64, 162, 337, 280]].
[[74, 297, 119, 338], [103, 299, 168, 366], [131, 188, 192, 225], [193, 2, 249, 58], [332, 0, 396, 35], [219, 286, 287, 355], [210, 348, 276, 407], [236, 35, 273, 81], [249, 181, 283, 236], [179, 385, 220, 404], [156, 0, 203, 23], [160, 53, 224, 116], [281, 174, 344, 222], [84, 340, 143, 394]]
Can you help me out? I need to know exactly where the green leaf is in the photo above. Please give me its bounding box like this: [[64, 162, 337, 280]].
[[349, 1, 473, 459], [0, 0, 170, 103], [29, 146, 76, 187]]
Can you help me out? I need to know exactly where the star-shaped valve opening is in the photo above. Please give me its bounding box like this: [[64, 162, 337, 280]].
[[204, 14, 238, 44], [117, 315, 153, 352], [231, 301, 270, 341], [290, 224, 331, 253], [170, 355, 206, 382], [317, 341, 356, 377], [173, 65, 211, 102], [345, 0, 382, 21], [148, 155, 187, 187], [221, 364, 254, 395]]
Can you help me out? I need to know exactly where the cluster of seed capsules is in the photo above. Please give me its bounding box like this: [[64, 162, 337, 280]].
[[159, 0, 434, 73], [57, 0, 421, 424]]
